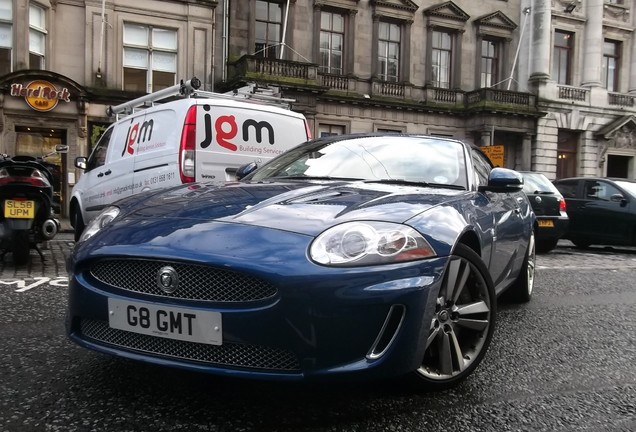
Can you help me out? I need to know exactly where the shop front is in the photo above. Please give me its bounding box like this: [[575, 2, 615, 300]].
[[0, 70, 88, 218]]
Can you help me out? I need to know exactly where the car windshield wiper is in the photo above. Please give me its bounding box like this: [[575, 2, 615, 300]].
[[267, 175, 364, 181], [364, 179, 466, 190], [532, 190, 555, 195]]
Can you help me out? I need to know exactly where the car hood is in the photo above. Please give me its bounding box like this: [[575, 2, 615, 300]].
[[113, 180, 468, 237]]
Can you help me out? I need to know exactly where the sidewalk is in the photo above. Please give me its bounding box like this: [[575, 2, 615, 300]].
[[59, 218, 73, 233]]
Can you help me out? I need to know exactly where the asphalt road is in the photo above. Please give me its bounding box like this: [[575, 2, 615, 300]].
[[1, 235, 635, 432]]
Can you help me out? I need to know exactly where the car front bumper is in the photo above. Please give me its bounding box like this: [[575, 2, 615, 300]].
[[66, 250, 448, 382]]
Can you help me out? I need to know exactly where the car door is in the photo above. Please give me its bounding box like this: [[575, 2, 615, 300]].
[[579, 179, 632, 243], [74, 125, 114, 223], [98, 113, 141, 205], [472, 150, 525, 289]]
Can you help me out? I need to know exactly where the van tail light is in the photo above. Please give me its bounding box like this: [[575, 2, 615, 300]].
[[179, 105, 196, 183], [304, 120, 312, 141], [559, 197, 567, 215]]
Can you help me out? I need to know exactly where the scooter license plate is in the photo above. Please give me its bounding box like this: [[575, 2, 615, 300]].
[[4, 200, 35, 219]]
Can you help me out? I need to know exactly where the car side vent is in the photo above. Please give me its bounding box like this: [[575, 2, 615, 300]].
[[367, 304, 406, 360]]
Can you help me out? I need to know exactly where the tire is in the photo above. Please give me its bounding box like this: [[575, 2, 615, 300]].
[[507, 230, 536, 303], [571, 239, 591, 249], [12, 231, 31, 266], [410, 243, 496, 390], [73, 209, 85, 242], [536, 237, 558, 254]]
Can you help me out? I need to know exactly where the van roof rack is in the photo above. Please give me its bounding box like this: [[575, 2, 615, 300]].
[[106, 77, 296, 117]]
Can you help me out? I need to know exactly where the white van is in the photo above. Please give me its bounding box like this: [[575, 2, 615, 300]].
[[70, 81, 311, 240]]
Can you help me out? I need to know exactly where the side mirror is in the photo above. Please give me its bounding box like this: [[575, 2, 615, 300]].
[[479, 167, 524, 192], [55, 144, 69, 153], [236, 162, 258, 180], [610, 193, 627, 206], [75, 156, 87, 170]]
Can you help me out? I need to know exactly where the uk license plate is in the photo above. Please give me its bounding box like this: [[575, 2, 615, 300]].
[[107, 298, 222, 345], [538, 219, 554, 228], [4, 200, 35, 219]]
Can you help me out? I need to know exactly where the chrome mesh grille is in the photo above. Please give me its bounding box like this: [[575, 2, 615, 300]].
[[89, 259, 277, 302], [80, 319, 300, 371]]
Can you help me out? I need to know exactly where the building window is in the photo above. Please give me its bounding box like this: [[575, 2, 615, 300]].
[[431, 30, 452, 88], [29, 4, 46, 70], [319, 124, 345, 137], [0, 0, 11, 75], [123, 24, 177, 93], [480, 39, 499, 88], [255, 1, 282, 59], [602, 39, 620, 92], [557, 130, 577, 179], [378, 21, 400, 82], [319, 11, 344, 75], [553, 30, 573, 85]]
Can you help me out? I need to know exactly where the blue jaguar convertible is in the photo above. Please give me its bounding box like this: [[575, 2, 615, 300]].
[[66, 133, 536, 390]]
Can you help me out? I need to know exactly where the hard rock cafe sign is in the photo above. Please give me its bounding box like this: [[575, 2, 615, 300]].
[[9, 80, 71, 112]]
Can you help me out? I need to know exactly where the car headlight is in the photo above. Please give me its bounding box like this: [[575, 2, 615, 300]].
[[310, 221, 436, 266], [78, 206, 120, 243]]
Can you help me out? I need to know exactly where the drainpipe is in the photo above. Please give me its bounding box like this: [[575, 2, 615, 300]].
[[222, 0, 229, 82], [97, 0, 105, 77], [279, 0, 290, 59]]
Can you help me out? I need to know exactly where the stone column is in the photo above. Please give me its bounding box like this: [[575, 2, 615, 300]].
[[529, 0, 551, 83], [402, 20, 412, 83], [582, 0, 604, 87], [371, 14, 379, 80], [521, 133, 532, 171], [629, 12, 636, 92], [480, 130, 492, 147], [347, 10, 357, 75]]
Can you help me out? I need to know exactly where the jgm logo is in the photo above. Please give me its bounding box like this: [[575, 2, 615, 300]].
[[199, 105, 274, 152], [122, 119, 154, 156]]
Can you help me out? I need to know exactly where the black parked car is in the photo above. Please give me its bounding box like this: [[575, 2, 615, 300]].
[[519, 172, 569, 253], [552, 177, 636, 248]]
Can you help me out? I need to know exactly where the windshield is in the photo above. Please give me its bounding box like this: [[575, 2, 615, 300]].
[[615, 180, 636, 198], [245, 135, 469, 189]]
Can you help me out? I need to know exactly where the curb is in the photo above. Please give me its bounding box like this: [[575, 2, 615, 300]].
[[59, 218, 73, 233]]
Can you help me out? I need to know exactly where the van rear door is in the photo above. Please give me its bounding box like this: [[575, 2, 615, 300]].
[[195, 101, 309, 182]]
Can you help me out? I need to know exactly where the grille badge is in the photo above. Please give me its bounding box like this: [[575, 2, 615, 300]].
[[157, 266, 179, 294]]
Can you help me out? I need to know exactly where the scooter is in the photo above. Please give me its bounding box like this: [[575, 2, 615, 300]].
[[0, 144, 68, 265]]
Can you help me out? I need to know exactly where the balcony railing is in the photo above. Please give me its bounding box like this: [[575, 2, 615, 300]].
[[228, 55, 319, 87], [319, 73, 349, 91], [227, 58, 538, 113], [431, 88, 461, 103], [375, 81, 405, 98], [466, 88, 535, 112], [558, 85, 588, 102], [608, 92, 635, 107]]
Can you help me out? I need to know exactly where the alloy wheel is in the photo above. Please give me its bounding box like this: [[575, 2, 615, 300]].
[[417, 250, 493, 381]]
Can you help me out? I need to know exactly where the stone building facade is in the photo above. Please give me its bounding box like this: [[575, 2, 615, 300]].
[[0, 0, 634, 217], [518, 0, 636, 179]]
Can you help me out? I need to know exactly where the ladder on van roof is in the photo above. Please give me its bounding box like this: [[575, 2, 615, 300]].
[[106, 77, 296, 117]]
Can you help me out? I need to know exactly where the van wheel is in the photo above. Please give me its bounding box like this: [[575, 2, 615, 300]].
[[12, 231, 31, 266], [73, 210, 85, 242]]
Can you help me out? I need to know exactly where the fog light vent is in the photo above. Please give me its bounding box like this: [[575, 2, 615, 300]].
[[367, 304, 406, 360]]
